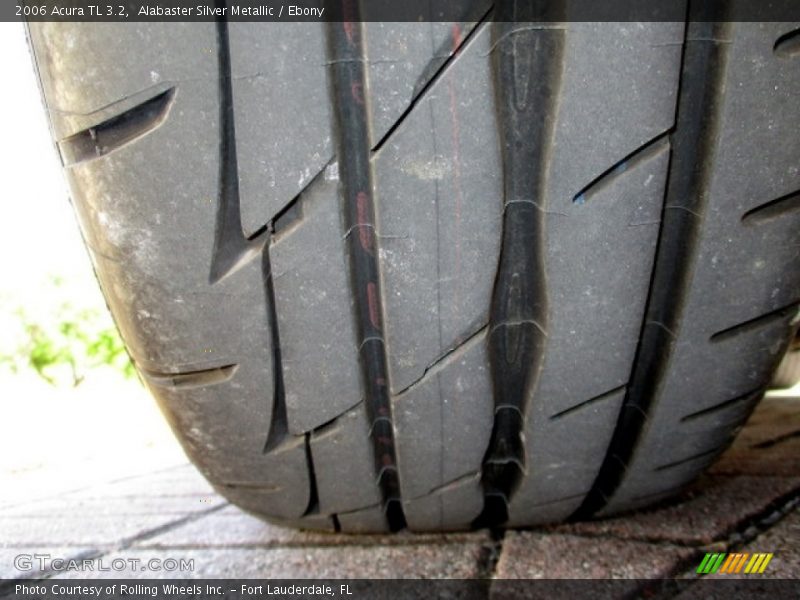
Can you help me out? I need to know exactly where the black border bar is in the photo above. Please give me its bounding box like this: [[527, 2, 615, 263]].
[[8, 0, 800, 22], [3, 578, 800, 600]]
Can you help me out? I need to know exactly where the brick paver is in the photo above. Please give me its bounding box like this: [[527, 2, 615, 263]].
[[494, 532, 696, 579], [54, 545, 486, 579], [0, 395, 796, 594]]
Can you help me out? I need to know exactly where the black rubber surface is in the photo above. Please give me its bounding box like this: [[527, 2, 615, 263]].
[[28, 7, 800, 532]]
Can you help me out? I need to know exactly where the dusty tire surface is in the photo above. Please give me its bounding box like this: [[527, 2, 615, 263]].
[[28, 12, 800, 532]]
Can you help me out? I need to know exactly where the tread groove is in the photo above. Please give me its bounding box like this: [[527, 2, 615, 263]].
[[550, 385, 627, 421], [263, 245, 290, 453], [710, 301, 800, 343], [412, 471, 481, 500], [531, 490, 589, 508], [573, 12, 733, 519], [271, 161, 335, 243], [654, 445, 725, 472], [774, 28, 800, 58], [680, 386, 764, 422], [394, 324, 488, 396], [141, 364, 238, 390], [572, 134, 670, 205], [409, 7, 490, 98], [371, 9, 492, 154], [741, 189, 800, 225], [221, 482, 280, 492], [59, 88, 176, 166], [328, 11, 406, 531], [209, 15, 267, 285], [302, 433, 321, 516], [475, 0, 565, 528]]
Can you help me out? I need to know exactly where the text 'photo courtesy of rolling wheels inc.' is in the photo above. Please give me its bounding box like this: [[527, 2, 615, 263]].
[[1, 0, 799, 598]]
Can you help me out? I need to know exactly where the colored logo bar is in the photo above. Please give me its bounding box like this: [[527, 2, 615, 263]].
[[697, 552, 773, 574]]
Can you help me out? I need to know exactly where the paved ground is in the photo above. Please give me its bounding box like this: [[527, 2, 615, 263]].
[[0, 394, 797, 592]]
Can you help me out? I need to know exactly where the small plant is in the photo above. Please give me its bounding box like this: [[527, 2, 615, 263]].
[[0, 278, 134, 386]]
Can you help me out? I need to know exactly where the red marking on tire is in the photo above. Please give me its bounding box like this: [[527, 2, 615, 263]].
[[378, 405, 389, 416], [342, 1, 357, 44], [447, 49, 464, 334], [343, 22, 355, 45], [367, 282, 380, 329], [356, 191, 373, 251], [351, 81, 364, 105], [376, 377, 386, 386], [382, 453, 394, 467], [451, 24, 463, 51]]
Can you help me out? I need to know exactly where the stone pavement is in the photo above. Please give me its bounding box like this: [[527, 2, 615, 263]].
[[0, 396, 797, 594]]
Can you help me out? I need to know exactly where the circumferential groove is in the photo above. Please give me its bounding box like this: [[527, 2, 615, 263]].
[[328, 9, 406, 532], [58, 87, 176, 166], [573, 13, 733, 520], [474, 0, 565, 528]]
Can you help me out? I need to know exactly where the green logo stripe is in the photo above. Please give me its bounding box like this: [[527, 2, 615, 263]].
[[710, 553, 726, 574], [698, 553, 725, 574], [696, 553, 713, 574]]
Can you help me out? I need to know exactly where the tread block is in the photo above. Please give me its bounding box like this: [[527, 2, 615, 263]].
[[402, 475, 484, 531], [229, 23, 333, 237], [545, 23, 683, 205], [310, 405, 383, 515], [392, 329, 492, 529], [373, 24, 502, 394], [270, 177, 364, 434], [150, 365, 310, 520], [63, 79, 267, 372]]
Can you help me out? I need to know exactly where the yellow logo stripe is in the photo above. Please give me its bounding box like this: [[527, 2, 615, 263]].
[[744, 554, 761, 574], [758, 553, 773, 574]]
